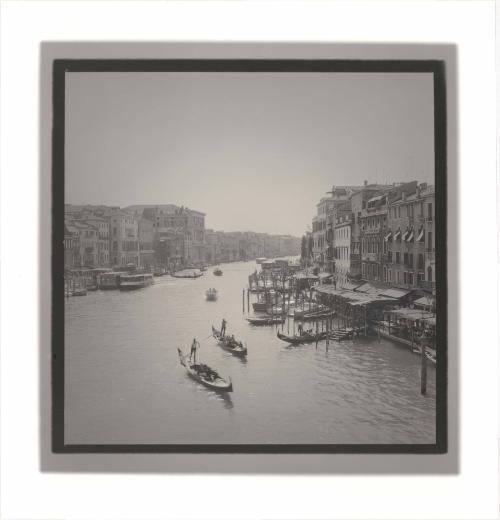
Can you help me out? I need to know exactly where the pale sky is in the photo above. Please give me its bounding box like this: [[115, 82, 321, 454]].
[[65, 71, 434, 236]]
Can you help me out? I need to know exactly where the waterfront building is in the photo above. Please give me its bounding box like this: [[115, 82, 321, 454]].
[[314, 186, 362, 269], [360, 192, 389, 283], [70, 220, 99, 267], [125, 204, 206, 267], [385, 182, 435, 293], [333, 204, 352, 287], [84, 216, 110, 266], [109, 210, 140, 267], [64, 222, 80, 269], [138, 217, 155, 269], [349, 184, 390, 280]]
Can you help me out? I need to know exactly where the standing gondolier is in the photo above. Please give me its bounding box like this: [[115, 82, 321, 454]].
[[190, 337, 200, 363], [221, 318, 227, 337]]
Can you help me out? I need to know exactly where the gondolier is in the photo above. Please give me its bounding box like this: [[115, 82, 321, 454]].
[[190, 337, 200, 363], [221, 318, 227, 337]]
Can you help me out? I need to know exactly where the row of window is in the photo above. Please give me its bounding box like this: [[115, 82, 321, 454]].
[[390, 201, 433, 220], [362, 263, 434, 284]]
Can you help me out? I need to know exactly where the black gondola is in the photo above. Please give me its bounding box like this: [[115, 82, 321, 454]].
[[211, 326, 247, 357]]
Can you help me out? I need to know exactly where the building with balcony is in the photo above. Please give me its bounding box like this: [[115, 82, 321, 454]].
[[84, 216, 110, 266], [64, 222, 80, 269], [360, 192, 389, 283], [384, 181, 435, 292], [138, 217, 155, 268], [313, 186, 362, 268], [109, 211, 140, 267], [334, 209, 352, 287], [125, 204, 206, 267]]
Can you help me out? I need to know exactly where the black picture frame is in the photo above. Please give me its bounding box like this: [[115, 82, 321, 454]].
[[52, 59, 447, 454]]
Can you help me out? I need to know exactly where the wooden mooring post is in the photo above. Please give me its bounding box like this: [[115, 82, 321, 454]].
[[247, 289, 250, 314], [242, 289, 245, 314], [420, 341, 427, 395]]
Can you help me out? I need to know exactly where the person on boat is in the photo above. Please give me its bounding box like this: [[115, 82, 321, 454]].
[[190, 338, 200, 363], [297, 323, 304, 336], [221, 318, 227, 337]]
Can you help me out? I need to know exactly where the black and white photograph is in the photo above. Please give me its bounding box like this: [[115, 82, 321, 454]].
[[54, 60, 446, 451]]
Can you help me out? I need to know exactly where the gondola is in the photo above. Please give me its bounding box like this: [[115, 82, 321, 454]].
[[300, 310, 336, 321], [212, 326, 247, 356], [177, 348, 233, 392], [206, 288, 218, 301], [246, 315, 285, 325], [276, 330, 327, 345], [172, 269, 203, 279]]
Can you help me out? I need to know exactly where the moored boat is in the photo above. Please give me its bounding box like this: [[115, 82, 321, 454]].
[[211, 326, 247, 356], [206, 288, 218, 301], [178, 348, 233, 392], [172, 269, 203, 279], [300, 309, 336, 321], [247, 315, 285, 326], [277, 330, 326, 345], [119, 273, 154, 290], [213, 267, 223, 276], [425, 349, 437, 365]]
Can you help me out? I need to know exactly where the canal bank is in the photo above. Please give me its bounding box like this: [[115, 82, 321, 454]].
[[65, 259, 436, 445]]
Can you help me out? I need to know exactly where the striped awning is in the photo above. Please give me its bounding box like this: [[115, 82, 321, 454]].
[[401, 228, 409, 241], [393, 229, 401, 241], [384, 231, 392, 242], [417, 227, 425, 241], [406, 228, 414, 242]]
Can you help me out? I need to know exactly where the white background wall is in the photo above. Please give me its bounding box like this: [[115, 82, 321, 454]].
[[1, 1, 497, 519]]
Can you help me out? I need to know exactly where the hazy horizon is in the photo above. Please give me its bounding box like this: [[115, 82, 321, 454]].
[[65, 71, 434, 235]]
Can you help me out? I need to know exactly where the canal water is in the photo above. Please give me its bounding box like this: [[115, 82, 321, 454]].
[[65, 260, 436, 445]]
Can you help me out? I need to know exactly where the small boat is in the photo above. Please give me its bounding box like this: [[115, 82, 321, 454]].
[[200, 266, 207, 272], [256, 257, 267, 265], [172, 269, 203, 279], [72, 287, 87, 296], [277, 330, 326, 345], [212, 326, 247, 356], [153, 267, 166, 277], [290, 305, 324, 319], [425, 349, 437, 365], [300, 310, 336, 321], [178, 348, 233, 392], [206, 288, 218, 301], [252, 301, 269, 312], [119, 273, 154, 290], [247, 315, 285, 326], [213, 267, 223, 276]]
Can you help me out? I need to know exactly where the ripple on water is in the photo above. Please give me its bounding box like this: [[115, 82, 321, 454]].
[[65, 261, 436, 445]]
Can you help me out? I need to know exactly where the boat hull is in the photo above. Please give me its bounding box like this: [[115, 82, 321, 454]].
[[247, 316, 285, 326], [178, 349, 233, 392], [277, 331, 326, 344], [212, 326, 247, 356]]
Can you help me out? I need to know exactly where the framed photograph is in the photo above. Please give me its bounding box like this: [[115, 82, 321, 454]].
[[53, 59, 446, 453]]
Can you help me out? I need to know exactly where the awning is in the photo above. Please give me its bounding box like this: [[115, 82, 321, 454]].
[[393, 229, 401, 241], [417, 228, 425, 242], [413, 296, 435, 307], [384, 231, 392, 242], [401, 228, 409, 241], [406, 229, 414, 242], [379, 288, 413, 300]]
